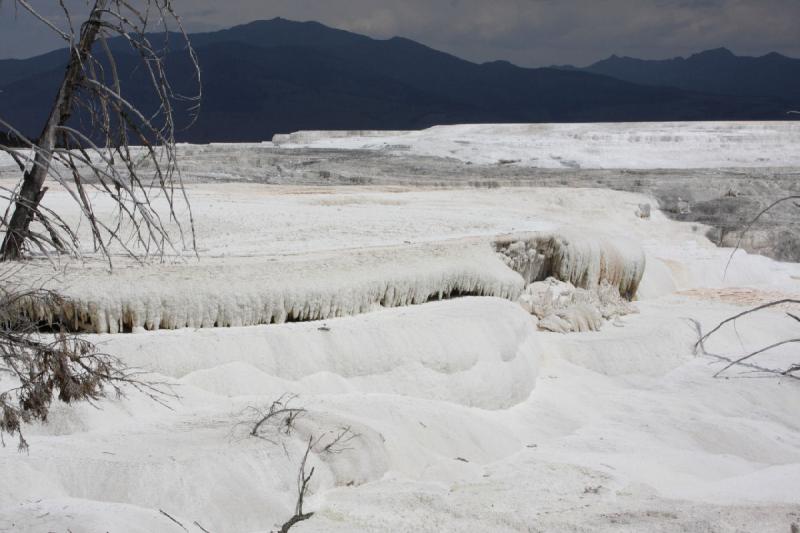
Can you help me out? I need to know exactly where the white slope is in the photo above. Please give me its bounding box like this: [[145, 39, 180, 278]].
[[2, 124, 800, 531], [274, 121, 800, 169], [3, 122, 799, 179], [2, 296, 798, 532]]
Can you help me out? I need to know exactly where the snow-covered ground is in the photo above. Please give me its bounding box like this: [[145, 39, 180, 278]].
[[275, 122, 800, 169], [2, 124, 800, 532]]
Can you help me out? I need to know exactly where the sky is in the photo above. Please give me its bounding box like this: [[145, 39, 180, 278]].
[[0, 0, 798, 66]]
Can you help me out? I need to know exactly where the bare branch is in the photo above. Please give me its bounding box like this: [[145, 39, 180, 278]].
[[694, 299, 800, 353], [279, 436, 316, 533], [159, 509, 188, 532], [0, 276, 175, 450], [249, 394, 307, 441], [314, 426, 360, 455], [689, 318, 800, 380], [193, 521, 212, 533], [713, 338, 800, 378]]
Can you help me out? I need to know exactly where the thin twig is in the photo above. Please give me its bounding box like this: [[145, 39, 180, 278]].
[[723, 196, 800, 278], [159, 509, 188, 532]]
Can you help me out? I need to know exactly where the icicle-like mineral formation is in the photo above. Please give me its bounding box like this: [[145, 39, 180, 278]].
[[11, 241, 523, 334], [10, 232, 646, 334], [493, 231, 646, 300]]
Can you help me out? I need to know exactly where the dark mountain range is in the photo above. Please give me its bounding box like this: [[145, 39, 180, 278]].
[[0, 19, 796, 143], [569, 48, 800, 104], [0, 49, 70, 87]]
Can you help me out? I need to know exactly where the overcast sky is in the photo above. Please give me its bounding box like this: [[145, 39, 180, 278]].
[[1, 0, 798, 66]]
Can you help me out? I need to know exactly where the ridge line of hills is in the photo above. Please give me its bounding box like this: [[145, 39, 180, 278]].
[[0, 18, 797, 143], [558, 46, 800, 102]]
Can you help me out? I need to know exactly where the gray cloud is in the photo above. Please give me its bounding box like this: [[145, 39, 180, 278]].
[[1, 0, 798, 66]]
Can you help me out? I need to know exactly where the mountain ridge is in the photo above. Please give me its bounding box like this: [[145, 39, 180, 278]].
[[0, 18, 796, 143], [563, 47, 800, 103]]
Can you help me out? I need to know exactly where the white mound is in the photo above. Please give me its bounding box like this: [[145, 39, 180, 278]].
[[5, 184, 679, 333], [13, 229, 652, 333], [2, 296, 799, 532], [10, 182, 794, 334], [274, 121, 800, 169]]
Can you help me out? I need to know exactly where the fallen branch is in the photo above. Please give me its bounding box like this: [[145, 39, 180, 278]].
[[691, 315, 800, 380], [694, 299, 800, 353], [713, 338, 800, 378]]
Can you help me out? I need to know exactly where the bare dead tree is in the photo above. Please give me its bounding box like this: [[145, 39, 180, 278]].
[[0, 0, 201, 265], [278, 436, 316, 533], [241, 395, 362, 531], [241, 396, 363, 532], [0, 269, 172, 450]]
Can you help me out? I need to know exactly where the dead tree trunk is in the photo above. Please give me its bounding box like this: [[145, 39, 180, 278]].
[[0, 0, 107, 261]]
